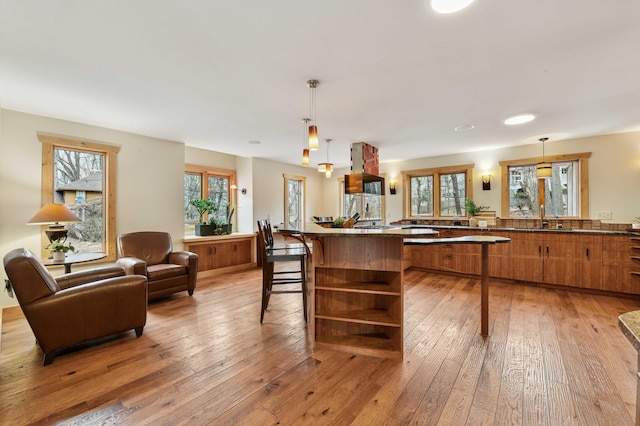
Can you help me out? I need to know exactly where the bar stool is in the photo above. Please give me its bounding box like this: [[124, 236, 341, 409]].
[[256, 220, 308, 323]]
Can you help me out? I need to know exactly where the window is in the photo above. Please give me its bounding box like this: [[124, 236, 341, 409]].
[[39, 134, 119, 260], [403, 164, 473, 218], [284, 174, 305, 226], [500, 153, 590, 218], [184, 165, 236, 229], [338, 178, 385, 222]]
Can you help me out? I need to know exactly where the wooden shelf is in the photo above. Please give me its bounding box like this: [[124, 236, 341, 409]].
[[311, 236, 404, 359], [315, 309, 400, 327]]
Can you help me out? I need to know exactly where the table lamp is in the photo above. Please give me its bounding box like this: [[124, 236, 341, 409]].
[[27, 203, 81, 243]]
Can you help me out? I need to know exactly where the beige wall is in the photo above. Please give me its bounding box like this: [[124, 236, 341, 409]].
[[1, 109, 186, 308], [321, 132, 640, 224]]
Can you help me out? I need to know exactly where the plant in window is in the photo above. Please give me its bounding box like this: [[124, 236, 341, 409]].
[[189, 199, 217, 224], [465, 198, 489, 216]]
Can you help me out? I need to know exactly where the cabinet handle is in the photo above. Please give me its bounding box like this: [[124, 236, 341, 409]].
[[214, 246, 217, 255], [586, 248, 590, 259], [444, 254, 453, 260], [546, 245, 549, 255], [538, 245, 542, 255], [209, 247, 212, 255]]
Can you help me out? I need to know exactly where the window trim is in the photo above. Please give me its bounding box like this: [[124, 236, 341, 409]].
[[283, 173, 306, 225], [498, 152, 591, 218], [39, 134, 120, 261], [184, 164, 236, 230], [402, 163, 474, 218]]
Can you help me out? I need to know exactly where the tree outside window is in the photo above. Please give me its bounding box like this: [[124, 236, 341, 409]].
[[284, 174, 305, 226], [184, 165, 236, 230], [500, 153, 589, 218], [404, 164, 473, 218], [39, 134, 119, 260]]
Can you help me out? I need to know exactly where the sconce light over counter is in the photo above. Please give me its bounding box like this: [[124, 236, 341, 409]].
[[482, 174, 491, 191], [389, 180, 398, 195]]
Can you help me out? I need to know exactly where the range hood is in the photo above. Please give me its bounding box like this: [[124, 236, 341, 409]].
[[345, 142, 385, 195]]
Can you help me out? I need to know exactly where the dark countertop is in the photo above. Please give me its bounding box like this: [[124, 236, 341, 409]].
[[395, 224, 635, 236], [276, 222, 439, 238]]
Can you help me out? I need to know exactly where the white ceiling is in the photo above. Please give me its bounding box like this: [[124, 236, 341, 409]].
[[2, 1, 640, 169]]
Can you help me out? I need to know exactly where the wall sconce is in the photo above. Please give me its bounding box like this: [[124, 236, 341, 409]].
[[482, 174, 491, 191], [389, 180, 398, 195]]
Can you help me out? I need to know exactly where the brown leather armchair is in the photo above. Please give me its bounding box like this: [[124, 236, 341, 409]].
[[3, 248, 148, 365], [116, 231, 198, 300]]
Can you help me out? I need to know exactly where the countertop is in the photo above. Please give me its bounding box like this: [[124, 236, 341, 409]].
[[393, 224, 637, 235], [619, 310, 640, 353], [276, 222, 439, 237]]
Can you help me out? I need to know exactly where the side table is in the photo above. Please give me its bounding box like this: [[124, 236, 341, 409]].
[[41, 252, 107, 274]]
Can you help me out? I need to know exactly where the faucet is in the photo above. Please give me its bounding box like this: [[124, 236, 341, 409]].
[[540, 204, 548, 229]]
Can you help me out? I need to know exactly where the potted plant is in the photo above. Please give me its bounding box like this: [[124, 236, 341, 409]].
[[190, 198, 218, 236], [465, 198, 489, 227], [45, 239, 75, 261], [332, 217, 346, 228]]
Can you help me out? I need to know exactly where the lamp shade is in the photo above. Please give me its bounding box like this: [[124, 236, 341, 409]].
[[536, 163, 552, 178], [27, 203, 81, 225]]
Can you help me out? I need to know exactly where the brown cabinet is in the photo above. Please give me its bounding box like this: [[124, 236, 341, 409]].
[[602, 234, 640, 294], [410, 228, 480, 275], [184, 234, 255, 276], [509, 232, 601, 289]]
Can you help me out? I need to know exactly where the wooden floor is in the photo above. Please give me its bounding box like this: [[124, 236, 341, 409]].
[[1, 266, 639, 425]]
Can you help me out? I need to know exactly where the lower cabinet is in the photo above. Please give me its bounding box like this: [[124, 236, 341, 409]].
[[184, 234, 255, 276], [602, 234, 640, 294]]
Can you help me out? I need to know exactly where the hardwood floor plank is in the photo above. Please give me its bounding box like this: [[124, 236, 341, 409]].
[[1, 267, 639, 425]]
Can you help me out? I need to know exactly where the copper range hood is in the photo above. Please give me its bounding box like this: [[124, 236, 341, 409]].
[[344, 142, 385, 195]]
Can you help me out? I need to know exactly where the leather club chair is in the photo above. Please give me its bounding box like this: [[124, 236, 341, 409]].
[[116, 231, 198, 300], [3, 248, 148, 366]]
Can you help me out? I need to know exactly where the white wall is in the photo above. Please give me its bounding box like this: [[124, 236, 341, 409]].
[[252, 158, 325, 230], [1, 109, 186, 308]]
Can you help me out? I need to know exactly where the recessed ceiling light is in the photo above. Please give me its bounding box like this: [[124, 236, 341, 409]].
[[248, 140, 261, 145], [431, 0, 474, 14], [504, 114, 536, 126], [454, 124, 475, 132]]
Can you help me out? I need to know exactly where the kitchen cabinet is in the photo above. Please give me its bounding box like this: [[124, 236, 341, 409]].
[[509, 232, 601, 289], [410, 228, 480, 275], [602, 234, 640, 294], [184, 234, 255, 276]]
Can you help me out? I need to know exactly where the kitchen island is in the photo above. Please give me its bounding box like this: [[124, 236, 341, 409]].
[[277, 223, 440, 359]]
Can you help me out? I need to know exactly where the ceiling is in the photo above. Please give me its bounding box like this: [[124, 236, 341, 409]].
[[2, 1, 640, 169]]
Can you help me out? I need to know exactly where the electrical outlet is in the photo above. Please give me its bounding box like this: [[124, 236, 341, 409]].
[[596, 211, 612, 220]]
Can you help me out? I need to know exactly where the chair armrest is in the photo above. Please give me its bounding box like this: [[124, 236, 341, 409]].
[[55, 266, 125, 290], [117, 257, 147, 276], [23, 275, 148, 352], [168, 251, 197, 268]]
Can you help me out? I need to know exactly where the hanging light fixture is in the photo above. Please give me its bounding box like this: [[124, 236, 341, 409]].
[[307, 79, 319, 151], [536, 137, 552, 178], [301, 118, 310, 166], [317, 139, 333, 178]]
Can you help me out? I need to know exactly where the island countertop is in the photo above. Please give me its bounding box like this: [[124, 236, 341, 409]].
[[275, 222, 439, 238]]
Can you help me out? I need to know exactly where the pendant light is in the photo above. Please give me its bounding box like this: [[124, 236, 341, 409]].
[[536, 137, 552, 178], [307, 79, 319, 151], [301, 118, 310, 166], [318, 139, 333, 178]]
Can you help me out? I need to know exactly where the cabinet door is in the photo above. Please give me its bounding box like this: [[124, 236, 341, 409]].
[[187, 244, 214, 271], [509, 234, 543, 282], [542, 236, 582, 287], [233, 239, 252, 265], [602, 235, 635, 294], [212, 241, 236, 269], [579, 236, 603, 290]]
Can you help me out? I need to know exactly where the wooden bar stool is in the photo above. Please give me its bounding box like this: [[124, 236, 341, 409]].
[[256, 220, 308, 323]]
